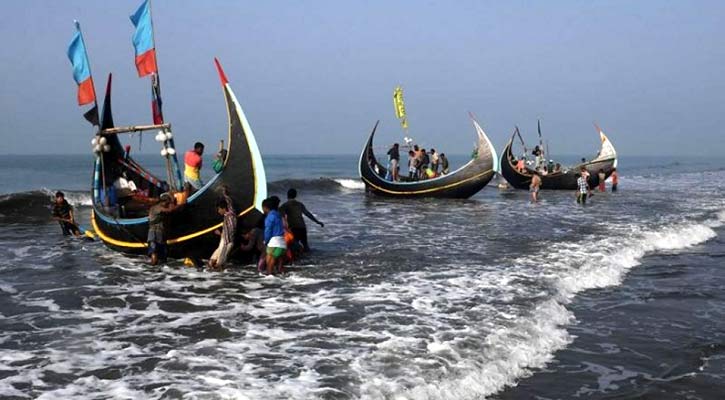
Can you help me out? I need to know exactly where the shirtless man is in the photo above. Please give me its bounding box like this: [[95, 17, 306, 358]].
[[530, 172, 542, 203]]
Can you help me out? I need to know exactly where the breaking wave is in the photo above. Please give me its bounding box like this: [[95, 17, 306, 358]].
[[0, 189, 91, 224], [267, 177, 364, 194]]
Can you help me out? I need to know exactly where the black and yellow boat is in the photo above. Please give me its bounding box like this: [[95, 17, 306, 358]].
[[358, 116, 498, 199], [500, 126, 617, 190], [90, 60, 267, 259]]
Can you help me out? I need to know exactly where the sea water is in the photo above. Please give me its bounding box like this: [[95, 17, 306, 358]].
[[0, 154, 723, 399]]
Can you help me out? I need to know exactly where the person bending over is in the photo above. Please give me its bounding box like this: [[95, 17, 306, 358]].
[[263, 197, 287, 275], [52, 191, 81, 236], [241, 227, 266, 272], [209, 198, 237, 271], [147, 193, 183, 265]]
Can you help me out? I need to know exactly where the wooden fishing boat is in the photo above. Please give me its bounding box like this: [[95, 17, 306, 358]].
[[500, 126, 617, 190], [358, 116, 498, 198], [90, 60, 267, 259]]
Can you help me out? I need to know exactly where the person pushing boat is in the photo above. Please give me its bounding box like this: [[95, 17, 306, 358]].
[[52, 191, 81, 237], [263, 197, 286, 275], [147, 193, 183, 265], [208, 198, 236, 271], [610, 168, 619, 192], [280, 188, 324, 253]]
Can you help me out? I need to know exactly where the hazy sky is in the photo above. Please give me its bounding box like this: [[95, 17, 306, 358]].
[[1, 0, 723, 156]]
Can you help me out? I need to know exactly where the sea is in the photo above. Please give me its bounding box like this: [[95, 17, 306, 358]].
[[0, 153, 723, 400]]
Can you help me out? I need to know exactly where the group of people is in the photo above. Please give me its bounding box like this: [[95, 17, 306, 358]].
[[386, 143, 449, 181], [142, 184, 324, 273], [53, 141, 326, 274], [235, 189, 325, 275], [512, 146, 563, 176], [528, 166, 619, 204]]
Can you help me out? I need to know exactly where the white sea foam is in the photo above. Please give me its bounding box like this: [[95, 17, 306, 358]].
[[1, 198, 722, 399], [335, 178, 365, 190], [358, 214, 723, 400]]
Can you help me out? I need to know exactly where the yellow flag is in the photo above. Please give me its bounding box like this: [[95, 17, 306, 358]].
[[393, 86, 407, 129]]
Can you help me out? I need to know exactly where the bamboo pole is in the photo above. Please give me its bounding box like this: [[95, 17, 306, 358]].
[[101, 123, 170, 135]]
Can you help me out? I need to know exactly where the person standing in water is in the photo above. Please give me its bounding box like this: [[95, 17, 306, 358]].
[[597, 169, 606, 192], [263, 197, 286, 275], [530, 172, 541, 203], [610, 168, 619, 192], [52, 191, 81, 236], [580, 167, 592, 198], [386, 143, 400, 181], [576, 173, 588, 205], [208, 198, 236, 270], [147, 193, 183, 265], [184, 142, 204, 191], [280, 188, 324, 253]]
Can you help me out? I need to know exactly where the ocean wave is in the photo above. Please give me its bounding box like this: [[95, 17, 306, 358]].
[[0, 189, 91, 224], [267, 177, 364, 194], [367, 212, 724, 400]]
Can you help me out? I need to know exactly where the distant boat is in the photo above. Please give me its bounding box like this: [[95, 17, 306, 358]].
[[500, 125, 617, 190], [358, 115, 498, 198], [90, 61, 267, 259]]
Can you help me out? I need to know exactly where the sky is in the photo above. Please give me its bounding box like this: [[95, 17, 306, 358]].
[[1, 0, 724, 156]]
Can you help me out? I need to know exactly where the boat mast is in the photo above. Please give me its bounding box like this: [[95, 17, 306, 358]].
[[147, 0, 183, 192]]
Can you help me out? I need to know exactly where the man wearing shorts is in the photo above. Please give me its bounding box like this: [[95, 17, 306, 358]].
[[263, 197, 286, 275], [530, 172, 541, 203]]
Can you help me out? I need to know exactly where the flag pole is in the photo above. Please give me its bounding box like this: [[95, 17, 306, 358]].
[[146, 0, 183, 191], [75, 20, 105, 199]]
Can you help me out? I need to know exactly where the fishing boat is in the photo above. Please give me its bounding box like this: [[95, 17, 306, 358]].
[[68, 1, 266, 260], [358, 115, 498, 198], [500, 124, 617, 190]]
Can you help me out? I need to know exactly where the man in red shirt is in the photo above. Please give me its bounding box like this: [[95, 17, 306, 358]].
[[184, 142, 204, 190]]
